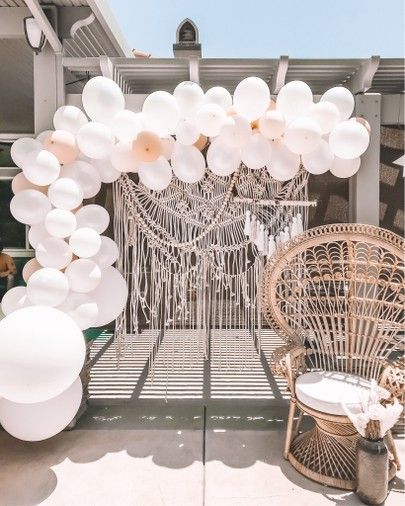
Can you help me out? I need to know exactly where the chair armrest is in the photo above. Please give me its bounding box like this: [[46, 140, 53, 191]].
[[270, 344, 308, 396]]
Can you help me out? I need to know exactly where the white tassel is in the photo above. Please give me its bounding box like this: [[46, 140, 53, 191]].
[[291, 216, 298, 238], [268, 235, 276, 256], [257, 224, 265, 253], [297, 213, 304, 235], [263, 228, 269, 255], [243, 210, 251, 236], [249, 214, 257, 241], [284, 225, 290, 242], [275, 233, 281, 246]]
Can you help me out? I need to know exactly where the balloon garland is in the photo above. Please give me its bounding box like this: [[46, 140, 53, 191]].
[[0, 75, 369, 441]]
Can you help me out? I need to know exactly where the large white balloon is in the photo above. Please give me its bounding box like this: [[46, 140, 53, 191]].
[[82, 76, 125, 124], [138, 156, 173, 191], [10, 137, 41, 167], [48, 177, 83, 211], [75, 205, 110, 234], [142, 90, 181, 136], [110, 140, 139, 173], [90, 236, 119, 268], [241, 133, 272, 170], [76, 122, 113, 160], [61, 161, 101, 198], [233, 77, 270, 121], [0, 378, 82, 441], [220, 115, 252, 147], [171, 143, 206, 183], [45, 209, 77, 238], [330, 156, 361, 178], [173, 81, 205, 121], [205, 86, 232, 111], [175, 120, 200, 145], [10, 189, 51, 225], [207, 137, 241, 176], [276, 81, 313, 121], [161, 136, 175, 160], [69, 227, 101, 258], [321, 86, 354, 121], [36, 237, 72, 270], [22, 149, 60, 186], [302, 139, 334, 174], [267, 142, 300, 181], [1, 286, 31, 316], [53, 105, 88, 134], [284, 117, 322, 155], [28, 223, 50, 248], [0, 305, 84, 403], [329, 121, 370, 159], [111, 110, 144, 142], [65, 259, 102, 293], [91, 158, 121, 183], [58, 292, 98, 330], [259, 110, 286, 140], [195, 103, 227, 137], [27, 268, 69, 307], [88, 266, 128, 327], [310, 101, 340, 134]]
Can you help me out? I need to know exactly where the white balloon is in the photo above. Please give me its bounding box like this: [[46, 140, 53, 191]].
[[69, 227, 101, 258], [267, 142, 300, 181], [75, 204, 110, 234], [329, 121, 370, 159], [53, 105, 88, 134], [0, 378, 82, 441], [138, 156, 173, 191], [330, 156, 361, 178], [110, 140, 138, 173], [175, 120, 200, 145], [284, 117, 322, 155], [321, 87, 354, 121], [276, 81, 313, 121], [205, 86, 232, 111], [111, 110, 144, 142], [22, 258, 41, 282], [45, 209, 77, 238], [171, 143, 206, 183], [76, 122, 113, 160], [1, 286, 31, 316], [10, 190, 51, 225], [88, 266, 128, 327], [82, 76, 125, 124], [61, 161, 101, 199], [22, 149, 60, 186], [65, 259, 102, 293], [302, 139, 334, 174], [220, 115, 252, 147], [91, 158, 121, 183], [36, 130, 54, 144], [173, 81, 205, 121], [29, 223, 50, 248], [58, 292, 98, 330], [36, 237, 72, 270], [27, 268, 69, 307], [48, 177, 83, 210], [142, 91, 181, 136], [195, 103, 227, 137], [310, 101, 340, 134], [207, 136, 241, 176], [11, 137, 41, 167], [161, 136, 175, 160], [259, 110, 286, 140], [89, 236, 119, 268], [233, 77, 270, 121], [241, 133, 272, 170]]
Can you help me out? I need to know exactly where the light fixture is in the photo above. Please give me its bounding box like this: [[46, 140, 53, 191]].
[[23, 16, 46, 54]]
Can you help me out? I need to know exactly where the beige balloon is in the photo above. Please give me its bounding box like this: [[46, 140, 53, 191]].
[[43, 130, 79, 165], [22, 258, 42, 283], [194, 135, 208, 151], [132, 131, 162, 162], [11, 172, 48, 195]]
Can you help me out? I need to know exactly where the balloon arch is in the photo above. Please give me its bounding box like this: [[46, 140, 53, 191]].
[[0, 75, 370, 441]]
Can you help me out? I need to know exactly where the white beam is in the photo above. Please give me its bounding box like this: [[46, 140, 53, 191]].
[[346, 56, 380, 94], [25, 0, 63, 54], [271, 55, 289, 94], [99, 55, 114, 79], [189, 58, 200, 84]]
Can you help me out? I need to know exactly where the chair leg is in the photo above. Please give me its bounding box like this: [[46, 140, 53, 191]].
[[284, 399, 296, 459], [386, 430, 401, 471], [293, 410, 304, 438]]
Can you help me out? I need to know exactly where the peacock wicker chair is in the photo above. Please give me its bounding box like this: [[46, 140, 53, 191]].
[[262, 223, 405, 490]]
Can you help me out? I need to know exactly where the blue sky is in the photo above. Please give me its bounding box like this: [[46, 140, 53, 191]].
[[109, 0, 405, 58]]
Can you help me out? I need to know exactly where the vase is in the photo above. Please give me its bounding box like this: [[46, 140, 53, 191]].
[[356, 436, 389, 505]]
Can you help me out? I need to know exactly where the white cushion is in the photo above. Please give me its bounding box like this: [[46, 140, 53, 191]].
[[295, 371, 372, 416]]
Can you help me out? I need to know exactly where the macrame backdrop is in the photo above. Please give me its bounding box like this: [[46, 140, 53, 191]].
[[113, 164, 310, 377]]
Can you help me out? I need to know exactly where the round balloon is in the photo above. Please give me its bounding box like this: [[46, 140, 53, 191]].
[[22, 257, 42, 283], [89, 236, 119, 268], [233, 77, 270, 121], [267, 143, 300, 181], [284, 117, 322, 155], [10, 137, 41, 167], [111, 110, 144, 142], [276, 81, 313, 121], [205, 86, 232, 111], [76, 122, 113, 160], [220, 115, 251, 147], [1, 286, 31, 316], [171, 143, 206, 183], [330, 156, 361, 178], [69, 227, 101, 258], [329, 120, 370, 159], [195, 103, 227, 137], [43, 130, 79, 165], [82, 76, 125, 124], [173, 81, 205, 121], [110, 141, 139, 173], [36, 237, 73, 270], [241, 133, 272, 170], [65, 259, 102, 293], [259, 110, 286, 140], [350, 116, 371, 134], [91, 158, 121, 183], [22, 149, 60, 186], [0, 377, 82, 441], [302, 139, 334, 174], [61, 161, 101, 199], [321, 86, 354, 121], [53, 105, 88, 134], [132, 131, 162, 162], [207, 137, 241, 176], [27, 268, 69, 307], [175, 120, 200, 146], [48, 177, 84, 210], [11, 172, 47, 195], [57, 292, 98, 330], [88, 266, 128, 327], [10, 190, 51, 225], [138, 156, 173, 191], [142, 90, 181, 136], [28, 223, 50, 248], [36, 130, 54, 144], [310, 101, 340, 134], [75, 204, 110, 234], [161, 136, 176, 160], [45, 209, 77, 238]]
